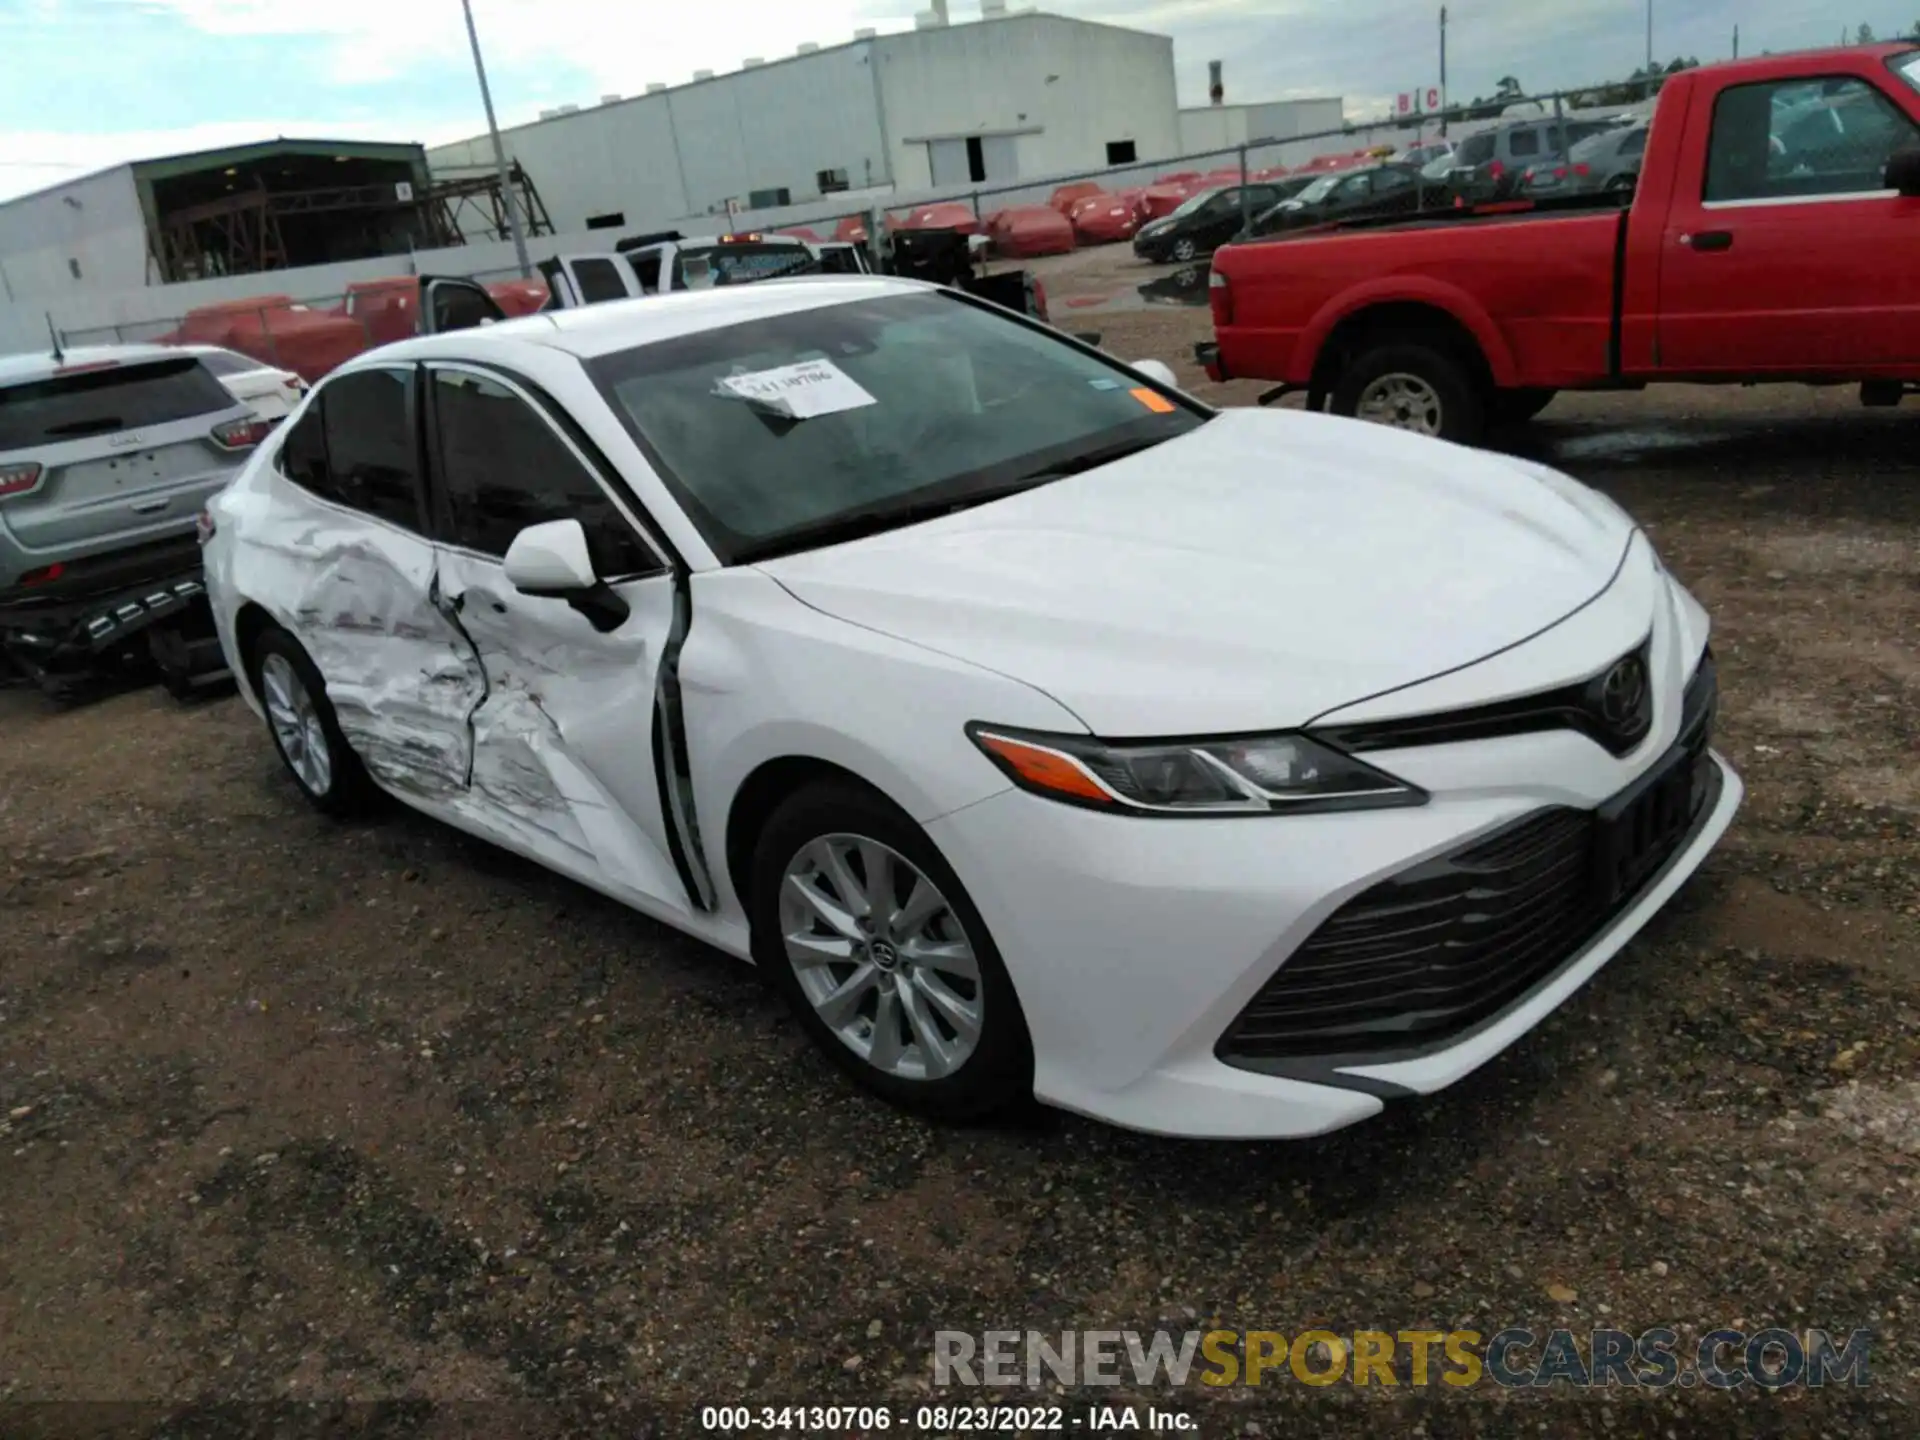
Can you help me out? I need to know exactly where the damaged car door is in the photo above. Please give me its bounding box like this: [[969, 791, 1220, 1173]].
[[272, 365, 482, 796], [420, 362, 692, 912]]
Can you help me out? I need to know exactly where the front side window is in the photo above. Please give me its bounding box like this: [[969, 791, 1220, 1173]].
[[1373, 167, 1414, 193], [1458, 132, 1497, 166], [430, 369, 659, 578], [1707, 75, 1920, 201], [429, 282, 502, 334], [587, 290, 1206, 563], [1509, 128, 1542, 158]]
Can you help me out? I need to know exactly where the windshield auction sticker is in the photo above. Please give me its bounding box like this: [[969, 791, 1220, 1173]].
[[716, 358, 878, 420]]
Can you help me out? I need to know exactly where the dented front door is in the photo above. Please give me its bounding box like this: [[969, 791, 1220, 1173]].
[[420, 362, 692, 913], [431, 551, 689, 910]]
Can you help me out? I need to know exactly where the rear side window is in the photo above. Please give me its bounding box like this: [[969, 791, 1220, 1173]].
[[429, 282, 502, 334], [276, 367, 424, 532], [429, 369, 659, 578], [0, 357, 234, 450], [570, 259, 631, 304], [1508, 128, 1541, 158], [1707, 75, 1920, 201], [630, 251, 663, 291], [1621, 127, 1648, 158]]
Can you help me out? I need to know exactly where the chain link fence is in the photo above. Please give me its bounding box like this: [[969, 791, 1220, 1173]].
[[49, 81, 1675, 366]]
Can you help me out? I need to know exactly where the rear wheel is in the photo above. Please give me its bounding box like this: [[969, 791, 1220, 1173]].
[[1170, 236, 1199, 263], [750, 779, 1032, 1121], [1331, 341, 1487, 446], [248, 627, 376, 816]]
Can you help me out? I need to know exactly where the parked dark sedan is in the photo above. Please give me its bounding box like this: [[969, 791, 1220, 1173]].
[[1247, 163, 1446, 237], [1131, 183, 1285, 262]]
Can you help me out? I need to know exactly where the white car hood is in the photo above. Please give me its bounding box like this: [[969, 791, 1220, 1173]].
[[757, 408, 1634, 735]]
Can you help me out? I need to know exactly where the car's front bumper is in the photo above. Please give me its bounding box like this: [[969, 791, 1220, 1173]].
[[927, 575, 1741, 1139]]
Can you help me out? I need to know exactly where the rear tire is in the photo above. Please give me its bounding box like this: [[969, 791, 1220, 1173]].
[[1492, 387, 1558, 426], [1171, 237, 1198, 263], [750, 779, 1033, 1122], [247, 627, 376, 817], [1331, 341, 1487, 446]]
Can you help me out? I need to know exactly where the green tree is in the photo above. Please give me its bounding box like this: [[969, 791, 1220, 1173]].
[[1856, 22, 1875, 42], [1495, 74, 1523, 97]]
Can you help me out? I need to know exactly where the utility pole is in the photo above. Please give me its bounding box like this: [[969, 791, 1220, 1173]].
[[1732, 24, 1739, 58], [1645, 0, 1654, 72], [1439, 6, 1448, 137], [462, 0, 532, 279]]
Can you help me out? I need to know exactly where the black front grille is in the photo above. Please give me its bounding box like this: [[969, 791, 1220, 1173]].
[[1219, 652, 1719, 1064], [1315, 636, 1656, 759]]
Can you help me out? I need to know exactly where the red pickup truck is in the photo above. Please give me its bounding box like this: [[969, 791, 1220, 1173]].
[[1200, 45, 1920, 444]]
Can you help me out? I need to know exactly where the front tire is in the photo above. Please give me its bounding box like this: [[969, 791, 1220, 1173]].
[[750, 779, 1033, 1121], [1171, 236, 1198, 263], [248, 627, 376, 816], [1331, 341, 1487, 446]]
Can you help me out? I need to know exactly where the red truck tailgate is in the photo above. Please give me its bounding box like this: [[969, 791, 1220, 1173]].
[[1212, 210, 1626, 390]]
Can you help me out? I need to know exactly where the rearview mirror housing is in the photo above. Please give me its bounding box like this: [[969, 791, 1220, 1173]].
[[504, 518, 598, 596], [1131, 359, 1178, 389], [1886, 148, 1920, 199]]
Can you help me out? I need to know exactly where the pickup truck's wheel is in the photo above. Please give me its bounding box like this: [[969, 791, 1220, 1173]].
[[1492, 388, 1558, 426], [248, 627, 376, 817], [1333, 342, 1486, 445], [751, 779, 1033, 1122]]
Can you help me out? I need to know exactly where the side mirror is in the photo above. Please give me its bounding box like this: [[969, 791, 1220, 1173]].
[[503, 518, 630, 632], [1886, 148, 1920, 198], [1131, 359, 1178, 389], [505, 518, 596, 595]]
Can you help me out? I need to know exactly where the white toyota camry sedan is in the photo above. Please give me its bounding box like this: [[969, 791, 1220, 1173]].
[[200, 275, 1742, 1139]]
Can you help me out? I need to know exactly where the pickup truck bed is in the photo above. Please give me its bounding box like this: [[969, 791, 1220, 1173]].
[[1202, 43, 1920, 444]]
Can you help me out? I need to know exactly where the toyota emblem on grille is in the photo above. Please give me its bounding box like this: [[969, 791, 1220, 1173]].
[[1598, 654, 1651, 736]]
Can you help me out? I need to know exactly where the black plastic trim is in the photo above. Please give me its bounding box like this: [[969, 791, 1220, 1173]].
[[654, 573, 715, 912], [1218, 757, 1724, 1092], [1312, 634, 1656, 759]]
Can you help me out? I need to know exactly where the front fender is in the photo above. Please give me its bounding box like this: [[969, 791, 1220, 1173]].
[[1299, 276, 1519, 388]]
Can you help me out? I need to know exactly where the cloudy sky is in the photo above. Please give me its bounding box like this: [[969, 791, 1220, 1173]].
[[2, 0, 1916, 201]]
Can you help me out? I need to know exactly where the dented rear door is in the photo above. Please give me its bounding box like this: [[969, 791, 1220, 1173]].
[[267, 366, 483, 798]]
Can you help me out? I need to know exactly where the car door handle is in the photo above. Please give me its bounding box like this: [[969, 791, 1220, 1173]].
[[1681, 230, 1734, 252], [129, 497, 169, 514]]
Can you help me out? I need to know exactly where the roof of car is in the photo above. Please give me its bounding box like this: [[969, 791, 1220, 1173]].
[[0, 342, 198, 388], [361, 275, 931, 366]]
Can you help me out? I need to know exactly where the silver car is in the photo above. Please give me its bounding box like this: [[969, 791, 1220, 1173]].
[[0, 344, 264, 692]]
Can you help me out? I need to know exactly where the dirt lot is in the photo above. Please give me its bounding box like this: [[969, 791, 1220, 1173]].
[[2, 287, 1917, 1437]]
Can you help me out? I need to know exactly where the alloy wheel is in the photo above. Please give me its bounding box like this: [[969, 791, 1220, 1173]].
[[1356, 372, 1444, 436], [260, 652, 333, 797], [779, 833, 984, 1081]]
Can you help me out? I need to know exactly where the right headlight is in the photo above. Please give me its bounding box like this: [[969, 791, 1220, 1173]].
[[966, 724, 1427, 817]]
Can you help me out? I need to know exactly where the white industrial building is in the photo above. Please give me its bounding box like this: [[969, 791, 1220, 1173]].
[[1177, 97, 1346, 155], [426, 4, 1186, 234]]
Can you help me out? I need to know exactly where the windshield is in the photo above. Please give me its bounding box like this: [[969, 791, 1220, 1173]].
[[588, 290, 1205, 562], [1294, 174, 1343, 203], [1895, 49, 1920, 95], [1167, 188, 1223, 219], [679, 243, 817, 284]]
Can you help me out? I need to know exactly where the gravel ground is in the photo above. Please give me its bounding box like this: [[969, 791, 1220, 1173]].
[[2, 287, 1917, 1438]]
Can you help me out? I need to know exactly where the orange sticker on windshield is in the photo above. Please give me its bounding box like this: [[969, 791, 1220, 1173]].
[[1129, 387, 1176, 413]]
